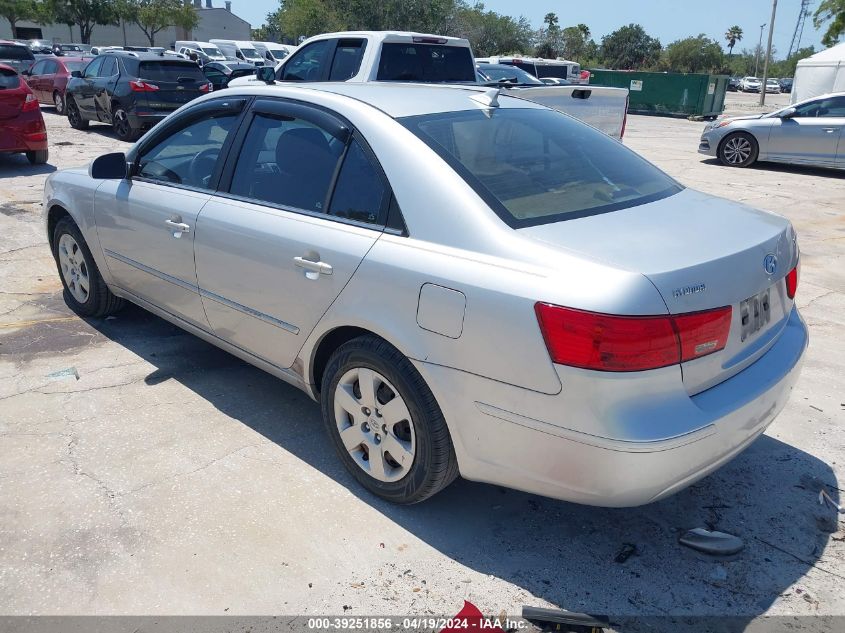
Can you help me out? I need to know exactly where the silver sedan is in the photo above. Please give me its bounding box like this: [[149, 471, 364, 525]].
[[699, 92, 845, 169], [44, 83, 807, 506]]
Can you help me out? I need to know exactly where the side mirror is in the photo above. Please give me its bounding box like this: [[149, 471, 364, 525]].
[[90, 152, 128, 179], [70, 70, 82, 78], [780, 107, 797, 119], [21, 69, 31, 76], [256, 65, 276, 84]]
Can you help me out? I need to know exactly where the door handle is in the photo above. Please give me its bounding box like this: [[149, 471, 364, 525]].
[[165, 219, 191, 237], [823, 128, 838, 133], [293, 256, 333, 276]]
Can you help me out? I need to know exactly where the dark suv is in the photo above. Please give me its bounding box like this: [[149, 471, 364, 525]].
[[65, 51, 212, 141]]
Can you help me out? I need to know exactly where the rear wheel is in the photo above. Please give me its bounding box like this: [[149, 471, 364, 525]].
[[112, 108, 139, 142], [26, 149, 48, 164], [66, 97, 88, 130], [321, 335, 459, 504], [52, 216, 125, 317], [53, 90, 65, 115], [718, 132, 758, 167]]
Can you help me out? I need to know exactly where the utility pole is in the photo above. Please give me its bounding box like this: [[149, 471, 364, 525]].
[[760, 0, 778, 106], [754, 23, 766, 76]]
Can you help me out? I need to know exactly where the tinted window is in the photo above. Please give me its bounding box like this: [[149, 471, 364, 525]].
[[0, 44, 34, 61], [83, 57, 103, 78], [43, 60, 59, 74], [281, 40, 332, 81], [402, 108, 681, 227], [137, 113, 238, 189], [328, 140, 386, 224], [534, 64, 568, 79], [29, 60, 47, 75], [139, 61, 205, 81], [0, 67, 20, 89], [99, 56, 117, 77], [795, 96, 845, 118], [479, 65, 542, 84], [329, 39, 366, 81], [230, 113, 344, 212], [377, 44, 475, 82]]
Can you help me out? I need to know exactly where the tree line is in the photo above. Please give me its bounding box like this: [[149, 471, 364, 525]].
[[0, 0, 199, 45]]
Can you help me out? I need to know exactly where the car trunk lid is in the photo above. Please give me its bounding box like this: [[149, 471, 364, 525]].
[[520, 188, 797, 394], [136, 60, 207, 112], [0, 69, 26, 119]]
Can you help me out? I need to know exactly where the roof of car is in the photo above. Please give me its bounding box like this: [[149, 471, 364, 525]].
[[236, 82, 545, 119], [102, 50, 196, 62]]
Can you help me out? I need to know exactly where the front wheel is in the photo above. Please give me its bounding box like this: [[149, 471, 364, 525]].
[[112, 108, 139, 142], [321, 335, 459, 504], [718, 132, 758, 167], [53, 90, 65, 115], [66, 97, 88, 130], [52, 216, 125, 317]]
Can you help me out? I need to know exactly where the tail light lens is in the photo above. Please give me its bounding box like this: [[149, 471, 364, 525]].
[[535, 303, 733, 372], [199, 82, 213, 93], [785, 260, 799, 299], [129, 80, 159, 92], [22, 93, 39, 112]]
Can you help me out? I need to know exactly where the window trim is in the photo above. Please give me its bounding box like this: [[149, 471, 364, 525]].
[[128, 97, 250, 194], [327, 38, 367, 82], [277, 39, 335, 82], [216, 96, 400, 233]]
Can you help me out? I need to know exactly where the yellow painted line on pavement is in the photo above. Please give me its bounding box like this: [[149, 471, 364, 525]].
[[0, 316, 78, 329]]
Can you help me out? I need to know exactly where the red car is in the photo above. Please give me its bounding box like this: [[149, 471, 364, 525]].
[[22, 56, 92, 115], [0, 64, 48, 164]]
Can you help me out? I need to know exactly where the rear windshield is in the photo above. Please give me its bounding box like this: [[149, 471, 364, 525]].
[[0, 44, 34, 61], [401, 108, 682, 228], [139, 61, 206, 81], [377, 44, 475, 82], [0, 68, 20, 89]]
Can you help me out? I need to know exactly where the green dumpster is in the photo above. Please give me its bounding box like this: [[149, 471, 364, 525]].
[[588, 70, 729, 118]]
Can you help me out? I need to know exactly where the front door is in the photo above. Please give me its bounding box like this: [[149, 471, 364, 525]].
[[767, 95, 845, 166], [73, 56, 102, 117], [194, 100, 390, 368], [93, 103, 244, 329], [93, 55, 119, 122]]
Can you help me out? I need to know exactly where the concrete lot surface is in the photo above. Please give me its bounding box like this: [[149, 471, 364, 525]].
[[0, 97, 843, 627]]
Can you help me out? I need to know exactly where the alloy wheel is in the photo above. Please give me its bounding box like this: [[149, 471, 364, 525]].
[[54, 91, 64, 114], [67, 101, 80, 126], [333, 367, 416, 482], [114, 109, 131, 139], [722, 136, 752, 165], [57, 233, 90, 304]]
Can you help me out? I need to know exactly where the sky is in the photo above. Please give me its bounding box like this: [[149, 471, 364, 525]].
[[236, 0, 827, 57]]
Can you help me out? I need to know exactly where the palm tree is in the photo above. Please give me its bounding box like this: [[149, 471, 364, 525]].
[[544, 12, 559, 29], [725, 25, 743, 57], [576, 23, 590, 40]]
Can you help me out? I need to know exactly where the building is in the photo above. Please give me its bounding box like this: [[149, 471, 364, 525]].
[[0, 0, 251, 48]]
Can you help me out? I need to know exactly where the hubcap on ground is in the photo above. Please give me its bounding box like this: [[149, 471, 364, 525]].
[[58, 234, 90, 304], [723, 137, 752, 164], [334, 367, 416, 482]]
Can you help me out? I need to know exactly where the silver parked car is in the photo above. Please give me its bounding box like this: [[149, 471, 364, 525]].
[[44, 83, 807, 506], [700, 92, 845, 169]]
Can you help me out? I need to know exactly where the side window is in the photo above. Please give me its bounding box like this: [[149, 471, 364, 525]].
[[29, 60, 46, 75], [280, 40, 332, 81], [328, 39, 366, 81], [328, 140, 386, 224], [83, 57, 103, 78], [229, 113, 344, 212], [819, 96, 845, 117], [44, 60, 59, 74], [137, 112, 238, 189], [99, 56, 117, 77]]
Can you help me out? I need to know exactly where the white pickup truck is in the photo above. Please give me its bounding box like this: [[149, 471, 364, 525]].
[[229, 31, 629, 139]]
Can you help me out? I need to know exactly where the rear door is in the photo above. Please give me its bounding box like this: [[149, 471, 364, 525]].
[[25, 59, 46, 99], [136, 60, 207, 114], [194, 98, 389, 369], [767, 96, 845, 166], [39, 59, 59, 102], [94, 98, 245, 329]]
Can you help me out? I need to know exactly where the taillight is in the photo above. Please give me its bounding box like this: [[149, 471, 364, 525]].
[[785, 260, 799, 299], [199, 82, 213, 93], [534, 303, 732, 372], [129, 80, 159, 92], [21, 93, 39, 112]]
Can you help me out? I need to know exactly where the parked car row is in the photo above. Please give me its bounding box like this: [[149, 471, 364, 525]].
[[730, 75, 793, 94]]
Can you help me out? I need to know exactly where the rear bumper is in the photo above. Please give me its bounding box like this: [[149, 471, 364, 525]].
[[416, 307, 807, 507], [0, 118, 48, 153]]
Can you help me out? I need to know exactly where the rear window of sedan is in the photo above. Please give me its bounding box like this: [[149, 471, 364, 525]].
[[0, 44, 34, 61], [401, 107, 682, 227], [138, 61, 206, 81], [0, 67, 20, 88]]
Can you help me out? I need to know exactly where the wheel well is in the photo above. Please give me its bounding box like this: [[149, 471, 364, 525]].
[[310, 326, 378, 394], [46, 205, 71, 244]]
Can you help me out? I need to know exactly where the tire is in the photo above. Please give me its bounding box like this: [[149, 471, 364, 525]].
[[66, 97, 88, 130], [718, 132, 759, 167], [53, 90, 65, 115], [320, 335, 459, 504], [52, 216, 125, 318], [112, 107, 140, 142], [26, 149, 48, 165]]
